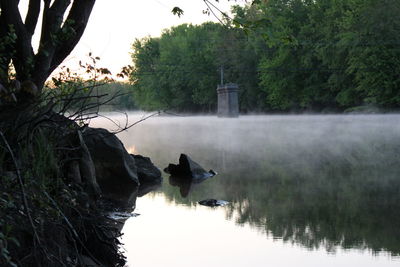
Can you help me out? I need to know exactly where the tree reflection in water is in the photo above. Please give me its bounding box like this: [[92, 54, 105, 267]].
[[164, 141, 400, 256]]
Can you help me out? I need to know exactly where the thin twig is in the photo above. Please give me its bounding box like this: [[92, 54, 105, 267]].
[[96, 113, 124, 129], [204, 0, 226, 25], [113, 111, 161, 134], [203, 0, 246, 29], [163, 110, 187, 117]]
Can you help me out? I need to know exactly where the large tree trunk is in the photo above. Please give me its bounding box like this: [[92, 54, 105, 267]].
[[0, 0, 96, 100]]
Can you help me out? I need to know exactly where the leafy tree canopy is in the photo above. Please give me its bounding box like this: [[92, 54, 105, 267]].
[[131, 0, 400, 113]]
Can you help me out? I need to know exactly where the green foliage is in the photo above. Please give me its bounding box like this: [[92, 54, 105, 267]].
[[55, 19, 77, 44], [130, 37, 164, 110], [0, 124, 81, 265], [130, 22, 261, 112], [256, 0, 400, 110], [135, 0, 400, 112], [0, 25, 17, 83], [343, 0, 400, 107], [0, 195, 19, 267], [0, 126, 63, 266], [171, 7, 184, 17], [22, 130, 61, 191], [0, 223, 19, 267]]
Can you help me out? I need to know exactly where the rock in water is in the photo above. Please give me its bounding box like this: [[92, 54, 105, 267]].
[[82, 127, 139, 202], [132, 154, 162, 184], [132, 154, 162, 197], [198, 199, 229, 207], [164, 154, 216, 180]]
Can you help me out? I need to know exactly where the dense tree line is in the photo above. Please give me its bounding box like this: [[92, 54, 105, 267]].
[[130, 0, 400, 112], [130, 22, 263, 112]]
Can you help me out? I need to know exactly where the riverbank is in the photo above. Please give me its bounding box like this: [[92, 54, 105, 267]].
[[0, 104, 161, 266]]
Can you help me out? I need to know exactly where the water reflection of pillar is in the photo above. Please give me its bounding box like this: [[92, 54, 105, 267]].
[[217, 131, 230, 172]]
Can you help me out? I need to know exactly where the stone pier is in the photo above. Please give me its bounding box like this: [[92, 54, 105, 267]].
[[217, 83, 239, 117]]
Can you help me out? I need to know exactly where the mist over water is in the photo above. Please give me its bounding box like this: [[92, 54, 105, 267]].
[[95, 113, 400, 175], [92, 113, 400, 267]]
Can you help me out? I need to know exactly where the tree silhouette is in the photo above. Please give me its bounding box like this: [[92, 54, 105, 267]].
[[0, 0, 95, 101]]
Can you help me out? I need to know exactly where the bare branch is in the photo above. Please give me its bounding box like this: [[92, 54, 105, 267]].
[[34, 0, 71, 89], [50, 0, 96, 75], [203, 0, 226, 25], [113, 111, 161, 134]]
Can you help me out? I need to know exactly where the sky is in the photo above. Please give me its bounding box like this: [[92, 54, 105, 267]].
[[19, 0, 246, 77]]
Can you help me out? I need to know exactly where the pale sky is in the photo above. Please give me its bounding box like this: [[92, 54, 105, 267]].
[[20, 0, 246, 77]]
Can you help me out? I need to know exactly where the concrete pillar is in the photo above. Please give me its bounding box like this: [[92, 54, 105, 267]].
[[217, 83, 239, 117]]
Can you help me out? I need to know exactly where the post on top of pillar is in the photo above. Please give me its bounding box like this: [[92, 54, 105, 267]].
[[217, 83, 239, 118]]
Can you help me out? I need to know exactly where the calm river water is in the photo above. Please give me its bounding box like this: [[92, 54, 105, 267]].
[[92, 113, 400, 267]]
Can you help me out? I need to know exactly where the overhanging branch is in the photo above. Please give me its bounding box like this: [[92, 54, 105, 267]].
[[33, 0, 71, 88], [50, 0, 96, 73], [25, 0, 41, 38]]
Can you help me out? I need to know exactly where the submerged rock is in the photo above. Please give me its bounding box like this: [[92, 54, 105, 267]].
[[164, 153, 216, 180], [198, 199, 229, 207]]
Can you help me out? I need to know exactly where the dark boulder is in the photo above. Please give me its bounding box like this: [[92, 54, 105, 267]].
[[132, 154, 162, 184], [132, 154, 163, 197], [164, 154, 216, 180], [77, 130, 101, 199], [82, 127, 139, 201]]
